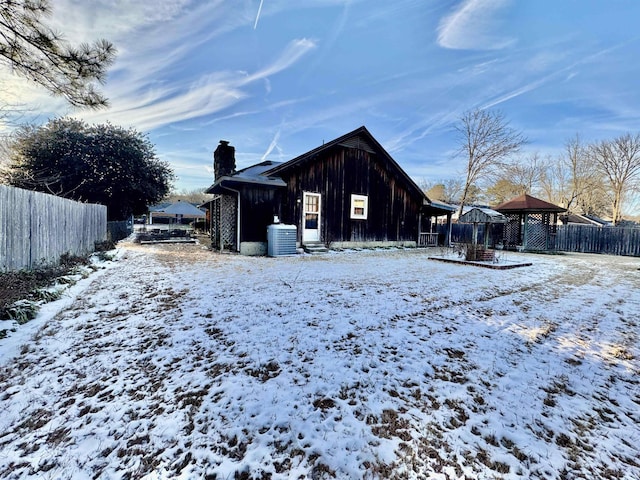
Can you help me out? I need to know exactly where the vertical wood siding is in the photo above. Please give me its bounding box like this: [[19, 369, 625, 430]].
[[239, 185, 282, 243], [279, 145, 421, 244], [0, 185, 107, 271]]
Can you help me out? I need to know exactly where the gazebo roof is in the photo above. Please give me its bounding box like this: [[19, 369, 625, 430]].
[[495, 194, 566, 213]]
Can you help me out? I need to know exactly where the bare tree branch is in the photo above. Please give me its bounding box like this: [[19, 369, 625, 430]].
[[589, 133, 640, 225], [455, 109, 526, 215]]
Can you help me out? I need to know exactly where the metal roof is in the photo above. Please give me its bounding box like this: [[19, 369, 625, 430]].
[[234, 160, 285, 180], [427, 199, 457, 212], [459, 207, 508, 224], [205, 161, 287, 194]]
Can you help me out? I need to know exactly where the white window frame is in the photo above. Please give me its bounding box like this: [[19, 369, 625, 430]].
[[350, 194, 368, 220]]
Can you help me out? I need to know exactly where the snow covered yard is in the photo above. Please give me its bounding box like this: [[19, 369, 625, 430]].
[[0, 242, 639, 480]]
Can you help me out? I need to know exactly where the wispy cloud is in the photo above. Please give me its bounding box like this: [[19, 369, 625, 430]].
[[241, 39, 317, 85], [55, 2, 318, 133], [437, 0, 514, 50], [77, 37, 316, 131], [50, 0, 198, 38], [254, 0, 265, 29], [481, 40, 636, 110], [261, 128, 281, 160], [383, 109, 461, 154]]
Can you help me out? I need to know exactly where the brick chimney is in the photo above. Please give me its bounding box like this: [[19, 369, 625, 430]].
[[214, 140, 236, 180]]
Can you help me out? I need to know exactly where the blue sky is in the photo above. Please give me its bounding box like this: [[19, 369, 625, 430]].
[[4, 0, 640, 196]]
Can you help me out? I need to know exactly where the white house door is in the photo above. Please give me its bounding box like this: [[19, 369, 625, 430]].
[[302, 192, 321, 243]]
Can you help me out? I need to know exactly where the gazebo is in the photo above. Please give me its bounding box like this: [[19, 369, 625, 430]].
[[495, 194, 566, 251]]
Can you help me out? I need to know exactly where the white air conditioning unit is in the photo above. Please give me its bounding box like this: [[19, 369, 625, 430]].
[[267, 224, 297, 256]]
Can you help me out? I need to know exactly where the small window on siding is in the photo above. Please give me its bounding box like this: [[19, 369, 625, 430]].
[[350, 194, 368, 219]]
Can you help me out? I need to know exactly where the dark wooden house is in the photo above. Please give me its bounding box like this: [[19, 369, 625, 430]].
[[204, 126, 454, 255]]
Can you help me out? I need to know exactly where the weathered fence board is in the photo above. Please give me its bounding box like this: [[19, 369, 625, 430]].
[[437, 223, 503, 246], [556, 224, 640, 257], [0, 185, 107, 271]]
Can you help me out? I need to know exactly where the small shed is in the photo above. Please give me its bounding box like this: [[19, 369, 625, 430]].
[[495, 194, 566, 251], [459, 207, 508, 247]]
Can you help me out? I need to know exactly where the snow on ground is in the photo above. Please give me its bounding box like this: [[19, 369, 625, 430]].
[[0, 242, 639, 479]]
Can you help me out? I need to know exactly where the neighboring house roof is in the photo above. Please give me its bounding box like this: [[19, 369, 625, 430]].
[[582, 214, 611, 226], [560, 213, 611, 226], [495, 194, 566, 213], [459, 207, 508, 224], [148, 202, 172, 212], [263, 126, 427, 202], [151, 201, 206, 217]]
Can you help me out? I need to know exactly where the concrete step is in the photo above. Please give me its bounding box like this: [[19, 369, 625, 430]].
[[303, 243, 329, 254]]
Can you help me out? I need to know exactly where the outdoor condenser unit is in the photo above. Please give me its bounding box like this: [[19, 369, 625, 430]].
[[267, 224, 297, 256]]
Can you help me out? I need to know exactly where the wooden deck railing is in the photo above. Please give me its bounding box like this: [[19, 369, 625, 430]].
[[418, 232, 439, 247]]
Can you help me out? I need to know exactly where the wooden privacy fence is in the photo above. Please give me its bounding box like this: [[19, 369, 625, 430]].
[[438, 223, 503, 246], [0, 185, 107, 271], [556, 224, 640, 257], [439, 223, 640, 257]]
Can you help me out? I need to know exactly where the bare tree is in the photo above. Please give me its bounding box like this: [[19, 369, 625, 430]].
[[422, 178, 466, 204], [541, 135, 605, 214], [506, 152, 547, 194], [165, 188, 214, 205], [455, 109, 526, 216], [487, 152, 547, 205], [485, 179, 525, 205], [0, 0, 115, 108], [589, 133, 640, 225]]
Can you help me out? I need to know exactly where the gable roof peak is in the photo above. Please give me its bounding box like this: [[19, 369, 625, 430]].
[[262, 125, 425, 200]]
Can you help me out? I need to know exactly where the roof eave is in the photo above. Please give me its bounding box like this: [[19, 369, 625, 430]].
[[205, 175, 286, 194]]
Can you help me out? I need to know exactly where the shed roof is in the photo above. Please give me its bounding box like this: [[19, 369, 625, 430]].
[[495, 194, 566, 213], [459, 207, 508, 224]]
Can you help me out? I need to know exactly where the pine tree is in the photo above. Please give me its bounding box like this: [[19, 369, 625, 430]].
[[0, 0, 115, 108]]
